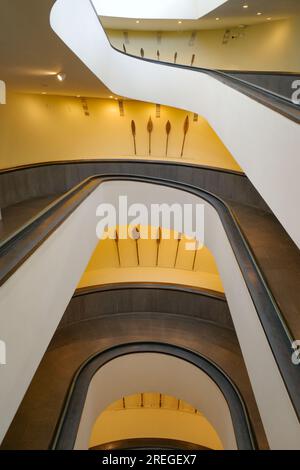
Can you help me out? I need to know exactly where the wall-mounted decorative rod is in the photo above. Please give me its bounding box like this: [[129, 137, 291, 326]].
[[131, 225, 140, 265], [147, 116, 153, 156], [165, 120, 171, 157], [156, 227, 161, 266], [114, 228, 121, 266], [157, 49, 160, 61], [131, 120, 137, 155], [123, 43, 127, 53], [174, 233, 182, 268], [174, 52, 178, 64], [191, 54, 195, 66], [192, 242, 198, 271], [140, 48, 144, 58], [181, 116, 189, 158]]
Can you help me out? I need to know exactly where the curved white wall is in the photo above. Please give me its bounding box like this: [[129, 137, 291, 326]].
[[1, 179, 300, 448], [0, 186, 103, 443], [93, 0, 227, 20], [75, 353, 236, 450], [51, 0, 300, 248]]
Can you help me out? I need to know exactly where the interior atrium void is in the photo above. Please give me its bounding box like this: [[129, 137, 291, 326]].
[[0, 0, 299, 459]]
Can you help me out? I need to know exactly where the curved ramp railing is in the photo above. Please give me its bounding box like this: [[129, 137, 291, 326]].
[[50, 342, 256, 450]]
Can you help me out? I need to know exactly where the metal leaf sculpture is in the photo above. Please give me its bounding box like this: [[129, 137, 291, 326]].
[[123, 43, 127, 53], [140, 48, 144, 58], [157, 50, 160, 61], [174, 52, 177, 64], [165, 120, 171, 157], [147, 116, 153, 156], [131, 120, 137, 155], [191, 54, 195, 66], [180, 115, 189, 158]]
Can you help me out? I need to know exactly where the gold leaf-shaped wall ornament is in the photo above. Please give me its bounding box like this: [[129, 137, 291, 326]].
[[181, 115, 189, 158], [131, 120, 137, 155], [165, 120, 171, 157], [147, 116, 153, 156]]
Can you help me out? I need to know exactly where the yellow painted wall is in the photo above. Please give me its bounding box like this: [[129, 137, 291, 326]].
[[78, 228, 224, 293], [107, 16, 300, 72], [90, 393, 223, 450], [0, 92, 241, 171]]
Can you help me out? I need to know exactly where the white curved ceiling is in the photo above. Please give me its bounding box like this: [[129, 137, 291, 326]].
[[1, 0, 299, 95], [0, 0, 110, 97], [92, 0, 228, 20], [100, 0, 300, 31]]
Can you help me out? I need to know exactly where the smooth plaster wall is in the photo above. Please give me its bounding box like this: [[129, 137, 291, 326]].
[[0, 92, 241, 171], [107, 17, 300, 72], [90, 392, 223, 449], [78, 234, 224, 292], [90, 407, 223, 449]]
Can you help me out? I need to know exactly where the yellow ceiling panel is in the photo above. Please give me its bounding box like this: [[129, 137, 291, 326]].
[[85, 238, 119, 270]]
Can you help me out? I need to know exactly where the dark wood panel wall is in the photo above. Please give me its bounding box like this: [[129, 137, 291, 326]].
[[0, 160, 270, 211], [59, 285, 233, 331]]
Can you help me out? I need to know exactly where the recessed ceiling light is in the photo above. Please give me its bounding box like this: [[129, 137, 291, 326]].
[[257, 12, 262, 16], [243, 4, 249, 8], [178, 20, 182, 24], [109, 95, 113, 99], [267, 17, 272, 20], [56, 73, 66, 82], [216, 17, 220, 21], [42, 92, 47, 95], [136, 20, 140, 24], [76, 95, 81, 98]]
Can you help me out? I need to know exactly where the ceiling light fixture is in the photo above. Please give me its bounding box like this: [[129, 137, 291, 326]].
[[178, 20, 182, 24], [267, 17, 272, 20], [257, 12, 262, 16], [56, 73, 66, 82], [216, 17, 220, 21], [243, 4, 249, 8], [109, 95, 113, 99], [136, 20, 140, 24]]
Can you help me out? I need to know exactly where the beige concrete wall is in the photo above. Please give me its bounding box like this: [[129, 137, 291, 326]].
[[0, 92, 241, 171], [107, 17, 300, 71]]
